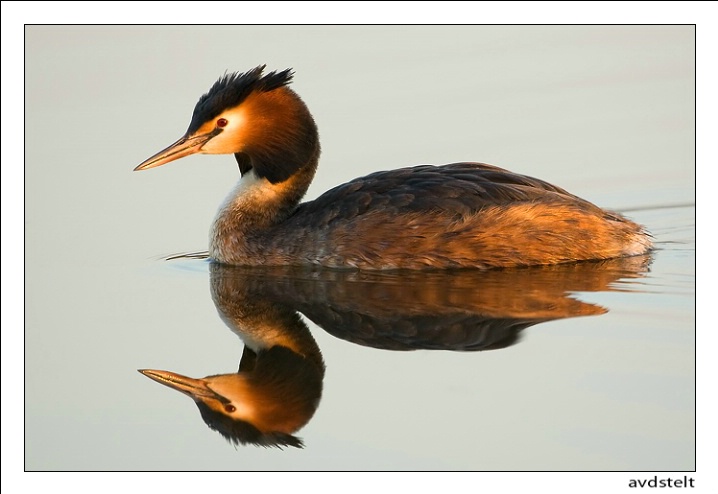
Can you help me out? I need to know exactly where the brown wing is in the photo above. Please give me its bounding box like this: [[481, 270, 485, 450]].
[[275, 162, 647, 268], [290, 162, 600, 226]]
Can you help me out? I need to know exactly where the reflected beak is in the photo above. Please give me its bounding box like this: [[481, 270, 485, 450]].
[[134, 129, 221, 171], [139, 369, 217, 400]]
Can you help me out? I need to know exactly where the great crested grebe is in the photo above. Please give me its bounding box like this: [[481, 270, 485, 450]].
[[135, 65, 652, 269]]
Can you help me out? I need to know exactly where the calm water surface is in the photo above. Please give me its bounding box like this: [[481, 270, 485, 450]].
[[22, 25, 695, 472]]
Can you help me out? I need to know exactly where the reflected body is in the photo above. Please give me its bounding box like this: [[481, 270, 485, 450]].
[[209, 255, 652, 352], [140, 255, 650, 448], [135, 66, 652, 269]]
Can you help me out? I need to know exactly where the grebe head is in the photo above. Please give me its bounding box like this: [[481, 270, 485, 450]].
[[134, 65, 320, 184], [139, 367, 308, 448]]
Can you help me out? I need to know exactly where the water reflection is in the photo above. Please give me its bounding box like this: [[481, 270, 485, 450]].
[[140, 269, 325, 449], [141, 254, 651, 448]]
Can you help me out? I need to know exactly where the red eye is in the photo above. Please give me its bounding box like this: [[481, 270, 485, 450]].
[[224, 404, 236, 413], [217, 118, 228, 128]]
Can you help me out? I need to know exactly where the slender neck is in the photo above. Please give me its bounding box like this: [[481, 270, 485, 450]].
[[209, 89, 320, 265], [209, 263, 325, 374], [219, 155, 317, 229]]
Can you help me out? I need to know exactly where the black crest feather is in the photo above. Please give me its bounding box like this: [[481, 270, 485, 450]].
[[195, 401, 304, 449], [187, 65, 294, 134]]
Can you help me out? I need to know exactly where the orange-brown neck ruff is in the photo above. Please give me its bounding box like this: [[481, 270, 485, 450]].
[[217, 87, 320, 184]]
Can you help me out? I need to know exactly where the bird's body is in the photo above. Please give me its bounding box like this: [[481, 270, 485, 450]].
[[136, 66, 651, 269]]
